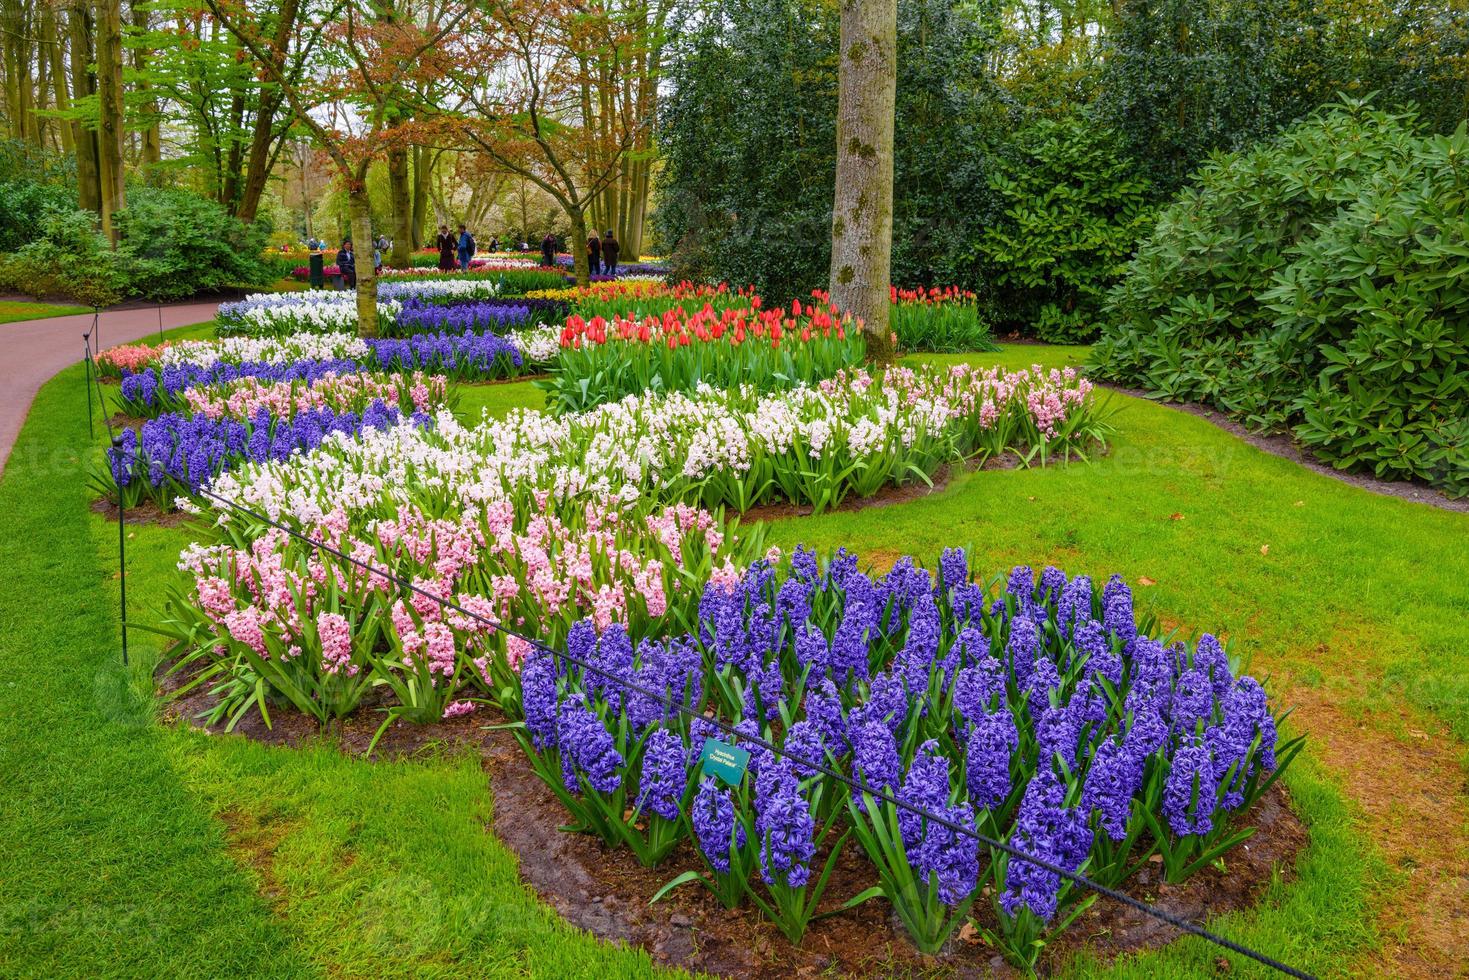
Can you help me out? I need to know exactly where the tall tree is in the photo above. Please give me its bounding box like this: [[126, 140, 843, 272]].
[[97, 0, 129, 240], [828, 0, 897, 362]]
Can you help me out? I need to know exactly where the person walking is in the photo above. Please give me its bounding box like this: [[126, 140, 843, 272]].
[[436, 224, 456, 271], [601, 230, 620, 277], [457, 224, 475, 272], [541, 232, 557, 268], [587, 232, 602, 276], [339, 240, 357, 289]]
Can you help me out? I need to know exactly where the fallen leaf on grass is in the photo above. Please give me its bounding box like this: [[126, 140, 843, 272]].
[[958, 922, 981, 944], [1169, 512, 1184, 521], [1138, 576, 1156, 586], [1260, 544, 1270, 555]]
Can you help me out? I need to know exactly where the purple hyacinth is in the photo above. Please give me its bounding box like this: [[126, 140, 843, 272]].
[[1193, 634, 1233, 700], [794, 623, 830, 677], [776, 578, 813, 629], [1006, 616, 1041, 690], [1081, 737, 1143, 841], [1040, 566, 1068, 602], [965, 708, 1018, 811], [1000, 768, 1093, 923], [1164, 739, 1218, 837], [589, 622, 634, 715], [754, 756, 816, 887], [939, 547, 970, 592], [556, 693, 623, 795], [898, 740, 952, 848], [802, 678, 848, 753], [852, 670, 908, 733], [952, 653, 1006, 734], [1124, 698, 1170, 759], [1169, 667, 1216, 733], [520, 650, 559, 749], [917, 802, 981, 906], [1102, 575, 1137, 646], [1025, 655, 1061, 714], [1006, 565, 1036, 606], [782, 720, 827, 778], [894, 592, 941, 698], [636, 728, 688, 821], [790, 544, 821, 583], [692, 777, 743, 873], [850, 719, 902, 810]]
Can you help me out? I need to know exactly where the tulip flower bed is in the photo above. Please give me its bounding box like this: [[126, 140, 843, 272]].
[[508, 550, 1296, 968], [528, 281, 750, 320], [201, 364, 1109, 525], [885, 286, 998, 353], [546, 299, 863, 411]]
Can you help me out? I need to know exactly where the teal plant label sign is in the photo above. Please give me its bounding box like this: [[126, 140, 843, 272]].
[[699, 739, 750, 786]]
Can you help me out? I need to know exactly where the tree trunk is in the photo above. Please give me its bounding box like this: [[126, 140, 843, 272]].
[[236, 0, 300, 221], [130, 0, 162, 168], [46, 10, 74, 155], [95, 0, 128, 242], [348, 182, 380, 338], [410, 145, 430, 251], [567, 206, 590, 287], [67, 3, 101, 214], [387, 140, 412, 268], [829, 0, 897, 364]]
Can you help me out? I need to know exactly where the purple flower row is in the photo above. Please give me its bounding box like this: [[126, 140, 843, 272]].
[[512, 546, 1292, 954]]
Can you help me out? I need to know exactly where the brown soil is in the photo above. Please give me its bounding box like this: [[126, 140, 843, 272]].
[[1104, 385, 1469, 515], [91, 495, 194, 528], [159, 657, 1308, 978], [740, 466, 955, 522], [1277, 672, 1469, 979]]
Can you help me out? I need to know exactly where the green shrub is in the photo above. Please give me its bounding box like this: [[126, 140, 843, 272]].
[[1265, 126, 1469, 494], [7, 209, 133, 308], [971, 115, 1156, 343], [1091, 99, 1468, 496], [115, 186, 276, 300]]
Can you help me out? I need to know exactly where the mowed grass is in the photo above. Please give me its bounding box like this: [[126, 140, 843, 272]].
[[11, 325, 1460, 977], [0, 299, 90, 323]]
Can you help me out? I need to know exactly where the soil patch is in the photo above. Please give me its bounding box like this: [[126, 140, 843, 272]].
[[91, 495, 194, 528], [1104, 385, 1469, 515], [740, 465, 956, 522], [161, 654, 1308, 978]]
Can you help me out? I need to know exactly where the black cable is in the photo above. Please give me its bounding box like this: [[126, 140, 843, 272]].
[[189, 485, 1315, 979]]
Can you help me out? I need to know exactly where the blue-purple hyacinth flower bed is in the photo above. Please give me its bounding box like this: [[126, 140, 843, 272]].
[[510, 547, 1298, 961], [117, 332, 525, 417]]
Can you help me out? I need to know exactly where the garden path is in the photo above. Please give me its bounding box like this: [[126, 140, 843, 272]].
[[0, 302, 219, 475]]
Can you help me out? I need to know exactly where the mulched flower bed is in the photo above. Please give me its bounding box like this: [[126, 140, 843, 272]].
[[158, 660, 1306, 978]]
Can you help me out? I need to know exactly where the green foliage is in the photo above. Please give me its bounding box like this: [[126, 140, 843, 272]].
[[116, 186, 276, 300], [0, 186, 276, 305], [1266, 126, 1469, 493], [971, 116, 1156, 342], [0, 141, 77, 253], [1092, 99, 1469, 495]]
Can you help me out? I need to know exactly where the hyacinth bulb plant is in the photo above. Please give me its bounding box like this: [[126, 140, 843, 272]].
[[509, 546, 1296, 966]]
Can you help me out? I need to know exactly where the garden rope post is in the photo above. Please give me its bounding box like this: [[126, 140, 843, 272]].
[[82, 334, 94, 439], [194, 485, 1316, 980], [112, 431, 129, 666]]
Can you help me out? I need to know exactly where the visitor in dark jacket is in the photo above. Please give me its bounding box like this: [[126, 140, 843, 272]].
[[436, 225, 456, 271], [339, 241, 357, 288], [457, 224, 474, 271], [541, 232, 557, 268], [587, 233, 602, 276], [601, 231, 620, 277]]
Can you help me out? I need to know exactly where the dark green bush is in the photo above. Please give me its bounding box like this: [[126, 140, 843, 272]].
[[1091, 99, 1468, 496], [115, 186, 276, 300], [969, 115, 1156, 343]]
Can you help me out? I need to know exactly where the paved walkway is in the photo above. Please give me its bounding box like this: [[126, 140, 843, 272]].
[[0, 302, 220, 475]]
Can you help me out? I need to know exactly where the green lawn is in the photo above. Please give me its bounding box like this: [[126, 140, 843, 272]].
[[0, 299, 90, 324], [10, 327, 1469, 977]]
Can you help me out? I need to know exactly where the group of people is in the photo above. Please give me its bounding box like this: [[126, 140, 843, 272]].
[[319, 235, 393, 289], [436, 224, 483, 272], [586, 231, 620, 276]]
